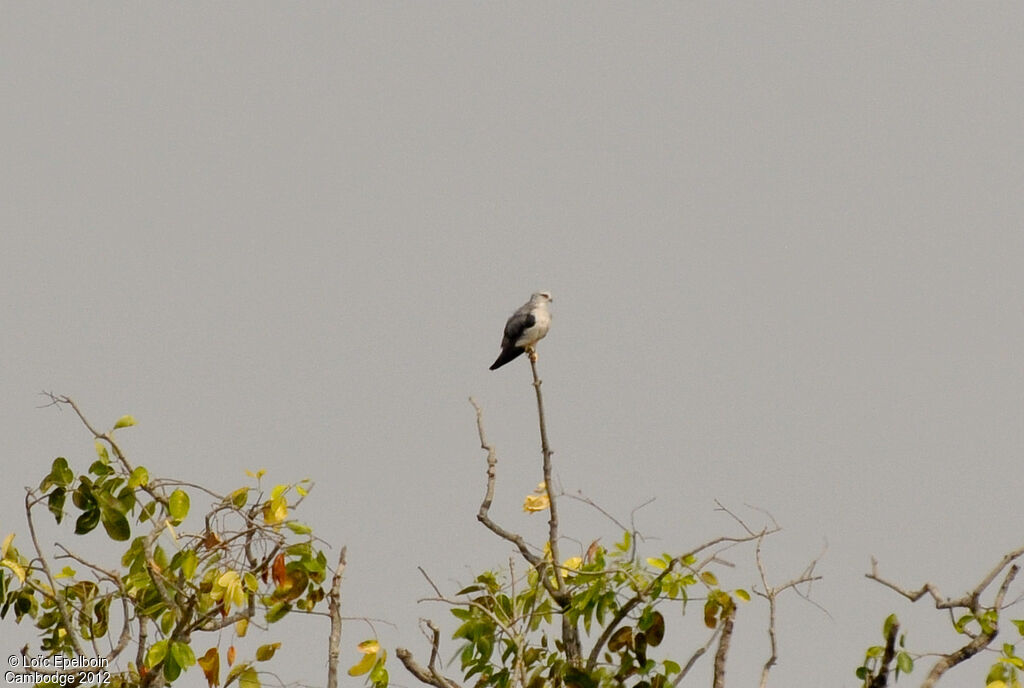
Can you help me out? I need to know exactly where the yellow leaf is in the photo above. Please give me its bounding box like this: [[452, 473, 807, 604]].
[[700, 571, 718, 586], [735, 589, 751, 602], [113, 414, 136, 429], [523, 493, 550, 513], [0, 532, 14, 559], [348, 652, 376, 676], [647, 557, 667, 570], [235, 618, 249, 638], [1, 558, 26, 583], [263, 496, 288, 525], [213, 571, 245, 613], [563, 557, 583, 571], [245, 468, 267, 479], [95, 440, 109, 461], [357, 640, 381, 654]]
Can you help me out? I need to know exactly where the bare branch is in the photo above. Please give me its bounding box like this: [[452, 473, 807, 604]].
[[673, 626, 721, 686], [469, 398, 556, 599], [327, 547, 347, 688], [417, 566, 444, 598], [755, 537, 827, 688], [397, 620, 462, 688], [920, 564, 1019, 688], [528, 357, 563, 589], [23, 490, 86, 657], [867, 542, 1024, 613], [561, 490, 631, 533]]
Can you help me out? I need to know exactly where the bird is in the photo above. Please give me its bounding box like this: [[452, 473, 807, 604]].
[[489, 291, 553, 370]]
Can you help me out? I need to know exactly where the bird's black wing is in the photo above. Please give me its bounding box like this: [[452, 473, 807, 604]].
[[490, 310, 536, 370]]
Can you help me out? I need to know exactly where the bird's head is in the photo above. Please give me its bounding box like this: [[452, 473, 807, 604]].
[[533, 291, 553, 303]]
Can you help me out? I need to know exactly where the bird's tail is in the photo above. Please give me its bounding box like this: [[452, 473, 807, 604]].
[[489, 347, 524, 370]]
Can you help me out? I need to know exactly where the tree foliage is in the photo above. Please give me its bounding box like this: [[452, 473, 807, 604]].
[[3, 378, 1024, 688], [0, 396, 357, 688]]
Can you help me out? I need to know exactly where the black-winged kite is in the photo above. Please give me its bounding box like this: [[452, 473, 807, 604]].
[[489, 291, 553, 370]]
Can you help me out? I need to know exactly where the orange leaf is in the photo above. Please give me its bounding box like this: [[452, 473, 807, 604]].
[[227, 645, 236, 667], [198, 647, 220, 688], [272, 553, 287, 587]]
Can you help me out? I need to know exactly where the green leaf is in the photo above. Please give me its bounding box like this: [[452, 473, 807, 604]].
[[663, 660, 681, 675], [370, 661, 388, 687], [100, 508, 131, 541], [238, 667, 260, 688], [256, 643, 281, 661], [181, 550, 198, 580], [95, 441, 110, 462], [700, 571, 718, 586], [89, 460, 114, 476], [160, 610, 176, 635], [42, 457, 75, 489], [883, 613, 898, 637], [48, 488, 66, 524], [228, 488, 249, 509], [171, 640, 196, 668], [1013, 619, 1024, 635], [113, 415, 137, 429], [146, 639, 170, 668], [266, 601, 291, 623], [138, 501, 157, 524], [954, 613, 974, 633], [75, 508, 101, 535], [896, 651, 913, 673], [734, 588, 750, 602], [128, 466, 149, 489], [646, 557, 666, 570], [163, 654, 182, 682], [168, 489, 190, 523], [285, 521, 312, 535]]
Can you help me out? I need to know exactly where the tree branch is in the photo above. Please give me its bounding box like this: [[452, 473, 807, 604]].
[[23, 490, 86, 657], [397, 620, 462, 688], [470, 398, 557, 598], [866, 619, 899, 688], [327, 546, 347, 688], [712, 604, 735, 688], [920, 564, 1019, 688]]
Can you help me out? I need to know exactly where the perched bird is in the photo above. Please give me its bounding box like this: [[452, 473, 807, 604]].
[[489, 291, 553, 370]]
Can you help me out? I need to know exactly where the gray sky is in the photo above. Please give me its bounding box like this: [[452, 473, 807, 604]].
[[3, 3, 1023, 686]]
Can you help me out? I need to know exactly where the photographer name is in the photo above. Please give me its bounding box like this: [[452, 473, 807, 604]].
[[12, 654, 109, 669]]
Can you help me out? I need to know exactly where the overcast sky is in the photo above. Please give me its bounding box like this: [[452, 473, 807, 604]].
[[3, 4, 1023, 686]]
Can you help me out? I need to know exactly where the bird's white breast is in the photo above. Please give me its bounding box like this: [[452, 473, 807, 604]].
[[515, 304, 551, 347]]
